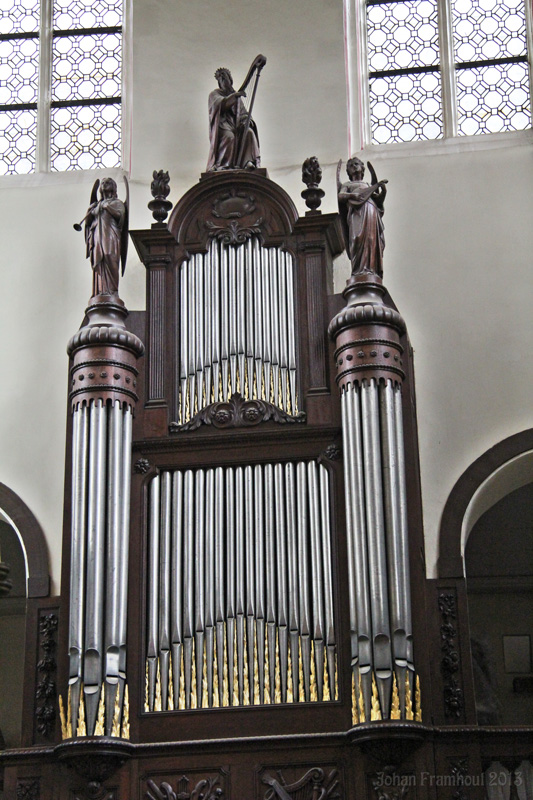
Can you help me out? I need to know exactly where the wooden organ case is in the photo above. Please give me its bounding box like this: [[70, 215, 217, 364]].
[[9, 163, 520, 800]]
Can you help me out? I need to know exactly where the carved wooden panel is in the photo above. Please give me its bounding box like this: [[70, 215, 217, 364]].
[[256, 764, 341, 800]]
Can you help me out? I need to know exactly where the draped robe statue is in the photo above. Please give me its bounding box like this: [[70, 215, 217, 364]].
[[207, 55, 266, 172], [337, 158, 387, 278], [84, 177, 128, 297]]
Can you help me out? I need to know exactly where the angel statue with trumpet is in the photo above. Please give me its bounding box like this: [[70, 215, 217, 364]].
[[207, 54, 267, 172], [74, 176, 129, 298], [337, 157, 388, 279]]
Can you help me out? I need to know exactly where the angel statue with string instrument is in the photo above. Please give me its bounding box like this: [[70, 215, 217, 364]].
[[207, 54, 267, 172], [75, 176, 129, 298], [337, 157, 387, 279]]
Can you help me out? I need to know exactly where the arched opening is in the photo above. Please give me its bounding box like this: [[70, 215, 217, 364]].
[[466, 482, 533, 725], [0, 485, 50, 749], [438, 432, 533, 727], [0, 513, 27, 749]]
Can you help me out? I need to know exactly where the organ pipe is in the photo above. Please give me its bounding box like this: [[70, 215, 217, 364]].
[[177, 237, 299, 424], [329, 273, 417, 723], [65, 296, 142, 738], [144, 461, 337, 711]]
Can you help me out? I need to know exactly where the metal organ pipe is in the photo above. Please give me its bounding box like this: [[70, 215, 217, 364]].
[[176, 237, 299, 423], [65, 303, 143, 738], [329, 279, 417, 723], [68, 403, 88, 734], [144, 460, 337, 711]]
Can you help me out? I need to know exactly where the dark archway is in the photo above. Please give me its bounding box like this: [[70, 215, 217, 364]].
[[0, 483, 50, 597], [438, 429, 533, 578]]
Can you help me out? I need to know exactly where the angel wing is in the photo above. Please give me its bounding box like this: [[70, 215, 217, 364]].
[[336, 159, 343, 194], [84, 179, 100, 260], [121, 175, 129, 276]]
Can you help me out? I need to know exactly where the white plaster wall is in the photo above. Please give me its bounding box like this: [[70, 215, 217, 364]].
[[0, 0, 531, 593]]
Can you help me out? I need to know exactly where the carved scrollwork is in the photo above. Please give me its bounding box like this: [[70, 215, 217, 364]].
[[146, 775, 224, 800], [205, 217, 263, 245], [212, 188, 257, 219], [35, 612, 58, 739], [170, 392, 306, 433], [262, 768, 340, 800], [438, 592, 464, 719]]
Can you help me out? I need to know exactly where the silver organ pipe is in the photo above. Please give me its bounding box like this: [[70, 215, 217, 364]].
[[341, 378, 414, 721], [68, 397, 136, 735], [177, 237, 300, 423], [68, 403, 88, 734], [144, 460, 337, 711], [158, 471, 172, 711], [84, 399, 107, 735]]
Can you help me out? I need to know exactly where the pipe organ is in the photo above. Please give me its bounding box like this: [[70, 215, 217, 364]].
[[7, 166, 449, 800]]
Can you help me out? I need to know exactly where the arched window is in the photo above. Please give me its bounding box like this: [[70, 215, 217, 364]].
[[0, 0, 123, 174]]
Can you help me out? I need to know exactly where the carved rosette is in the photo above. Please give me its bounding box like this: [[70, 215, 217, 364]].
[[170, 392, 306, 432], [328, 277, 406, 389], [438, 592, 465, 719], [67, 296, 144, 410]]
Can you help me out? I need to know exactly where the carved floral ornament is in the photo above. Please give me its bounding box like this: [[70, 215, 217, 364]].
[[205, 217, 264, 245], [170, 392, 306, 433], [438, 592, 464, 718], [146, 775, 224, 800]]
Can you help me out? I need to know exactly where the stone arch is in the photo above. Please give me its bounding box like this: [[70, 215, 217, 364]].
[[437, 429, 533, 578], [0, 483, 50, 597]]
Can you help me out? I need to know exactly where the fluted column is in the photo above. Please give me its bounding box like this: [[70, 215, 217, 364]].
[[61, 295, 144, 739], [329, 273, 417, 724]]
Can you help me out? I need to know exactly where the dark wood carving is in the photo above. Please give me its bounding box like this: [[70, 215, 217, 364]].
[[146, 775, 225, 800], [169, 392, 306, 432], [301, 156, 324, 215], [167, 171, 298, 251], [262, 767, 340, 800], [337, 158, 387, 280], [35, 612, 58, 740], [16, 779, 40, 800], [371, 766, 412, 800], [438, 593, 465, 719], [77, 176, 129, 299], [205, 216, 264, 244], [134, 457, 151, 474], [149, 170, 173, 226], [71, 785, 116, 800], [448, 758, 469, 800]]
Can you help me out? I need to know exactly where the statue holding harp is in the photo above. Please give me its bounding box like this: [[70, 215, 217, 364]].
[[207, 54, 267, 172]]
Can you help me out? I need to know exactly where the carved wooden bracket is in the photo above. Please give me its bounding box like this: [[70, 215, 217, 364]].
[[169, 392, 306, 433]]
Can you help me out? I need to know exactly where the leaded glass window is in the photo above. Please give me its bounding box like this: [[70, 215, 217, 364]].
[[365, 0, 532, 144], [0, 0, 122, 175]]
